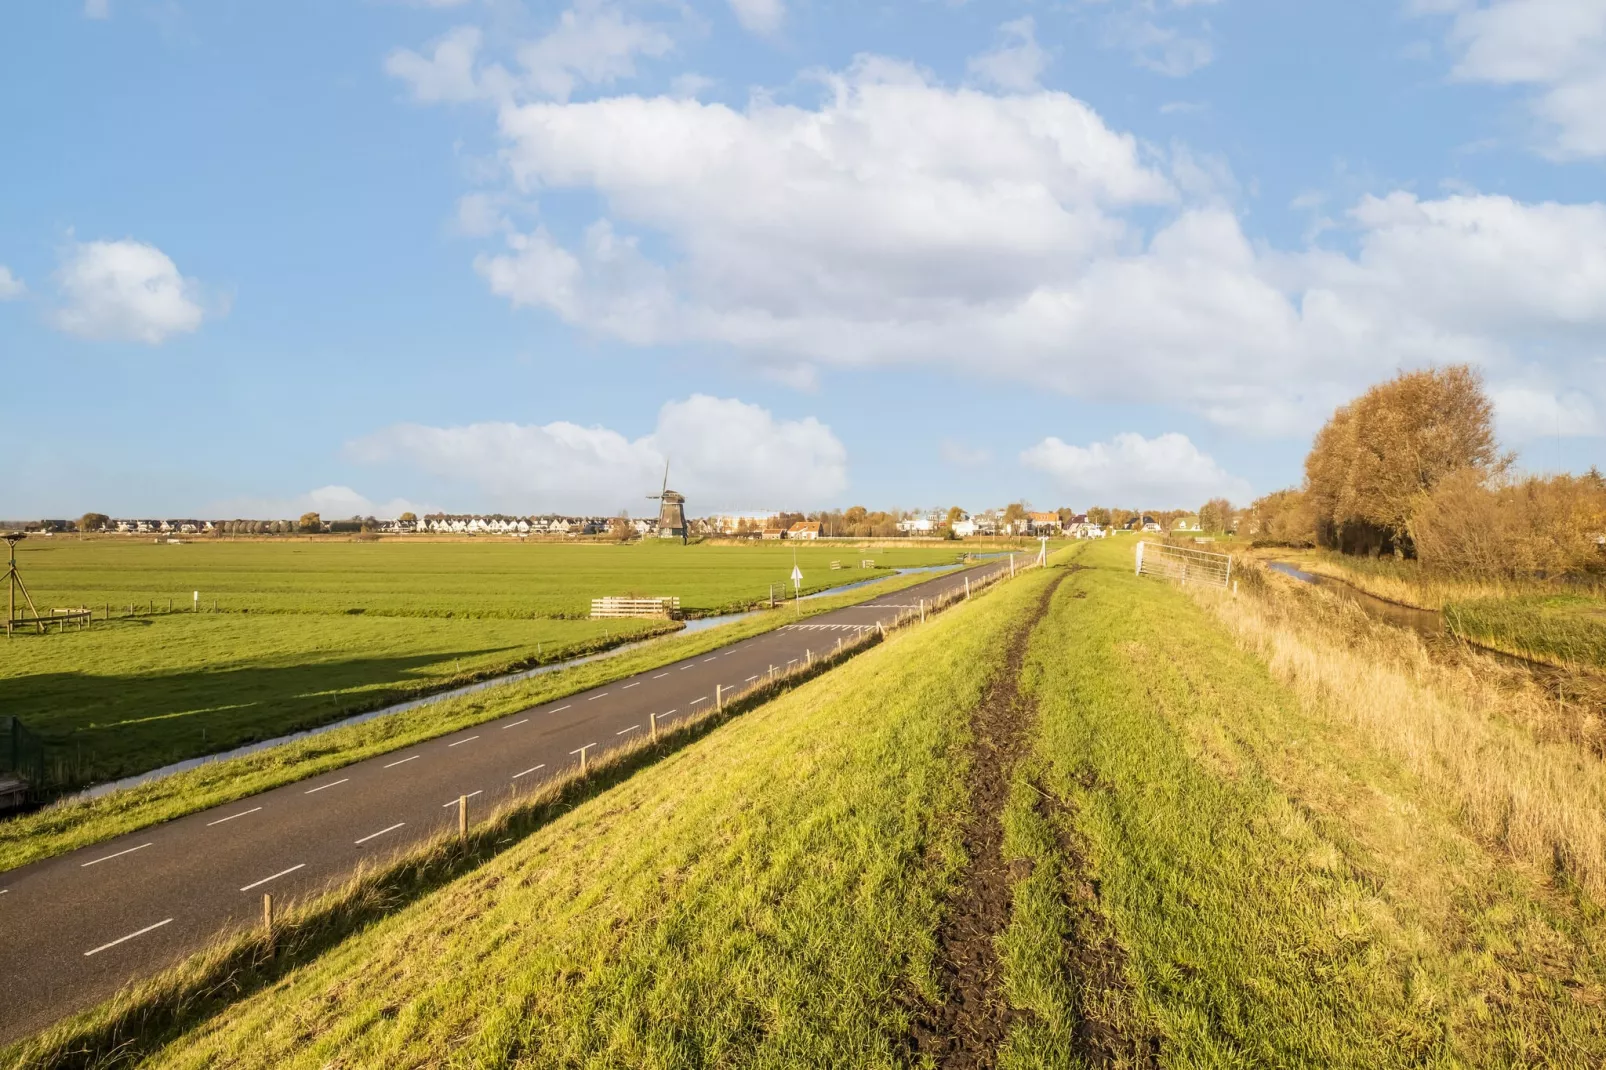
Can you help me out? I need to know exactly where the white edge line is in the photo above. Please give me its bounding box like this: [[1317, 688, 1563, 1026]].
[[81, 842, 154, 868], [588, 694, 609, 701], [206, 807, 263, 827], [651, 673, 669, 679], [84, 918, 173, 957], [354, 822, 406, 845], [512, 764, 545, 779], [502, 719, 530, 729], [239, 863, 306, 892], [691, 696, 708, 704], [304, 778, 350, 794], [550, 704, 572, 713], [621, 682, 639, 689], [569, 743, 596, 755], [441, 790, 483, 807], [616, 725, 640, 735], [447, 736, 480, 747], [383, 755, 419, 769], [662, 709, 677, 716], [703, 657, 717, 663]]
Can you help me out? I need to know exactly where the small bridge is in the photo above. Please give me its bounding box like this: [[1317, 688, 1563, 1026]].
[[590, 596, 682, 619]]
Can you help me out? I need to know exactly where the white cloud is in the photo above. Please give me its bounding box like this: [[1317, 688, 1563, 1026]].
[[386, 25, 487, 103], [1491, 384, 1600, 440], [52, 238, 206, 344], [0, 266, 24, 300], [967, 17, 1049, 92], [1021, 432, 1252, 507], [208, 486, 426, 521], [1094, 1, 1220, 77], [1428, 0, 1606, 158], [728, 0, 785, 36], [348, 395, 848, 513]]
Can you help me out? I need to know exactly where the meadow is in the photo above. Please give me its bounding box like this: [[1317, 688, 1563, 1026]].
[[1, 537, 965, 789], [15, 540, 1605, 1066]]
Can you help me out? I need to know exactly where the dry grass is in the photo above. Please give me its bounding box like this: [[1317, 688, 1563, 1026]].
[[1199, 564, 1606, 904]]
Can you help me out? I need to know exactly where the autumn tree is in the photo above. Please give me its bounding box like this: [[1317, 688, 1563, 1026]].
[[298, 512, 322, 533], [1197, 498, 1232, 533], [1244, 489, 1314, 545], [398, 511, 417, 525], [944, 505, 965, 527], [1087, 506, 1112, 526], [1001, 502, 1029, 532], [1305, 365, 1502, 556], [78, 512, 110, 533]]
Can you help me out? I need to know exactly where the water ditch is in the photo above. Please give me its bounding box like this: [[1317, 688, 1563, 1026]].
[[1267, 561, 1445, 636], [68, 565, 961, 801]]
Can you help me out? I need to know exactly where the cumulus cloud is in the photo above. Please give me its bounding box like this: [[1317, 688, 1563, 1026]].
[[1021, 432, 1252, 506], [347, 395, 848, 514], [1428, 0, 1606, 158], [967, 17, 1050, 91], [1092, 1, 1220, 77], [0, 266, 24, 300], [208, 486, 427, 521], [1491, 384, 1600, 440], [386, 1, 674, 105], [52, 238, 206, 344], [728, 0, 785, 36]]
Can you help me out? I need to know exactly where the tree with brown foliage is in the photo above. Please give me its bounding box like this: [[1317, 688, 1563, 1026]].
[[1305, 365, 1502, 556], [1411, 468, 1606, 577], [1244, 489, 1315, 545], [1198, 498, 1232, 533]]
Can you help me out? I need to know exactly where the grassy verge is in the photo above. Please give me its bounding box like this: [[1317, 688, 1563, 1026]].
[[0, 568, 957, 875], [1444, 593, 1606, 670], [998, 540, 1606, 1065], [10, 565, 1056, 1069], [0, 614, 671, 787]]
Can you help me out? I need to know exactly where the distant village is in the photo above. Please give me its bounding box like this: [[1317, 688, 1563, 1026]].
[[5, 503, 1240, 540]]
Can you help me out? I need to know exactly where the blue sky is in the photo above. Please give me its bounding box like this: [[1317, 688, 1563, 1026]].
[[3, 0, 1604, 519]]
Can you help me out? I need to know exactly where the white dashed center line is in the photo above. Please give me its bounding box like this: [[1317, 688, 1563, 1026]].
[[550, 705, 571, 713], [651, 673, 670, 680], [447, 736, 480, 747], [206, 807, 262, 827], [616, 724, 641, 736], [304, 779, 350, 794], [703, 657, 717, 663], [239, 863, 306, 892], [588, 693, 609, 701], [354, 823, 406, 845], [621, 682, 639, 689], [384, 755, 419, 769], [81, 843, 153, 868], [441, 790, 483, 807], [512, 764, 545, 779], [691, 696, 708, 705], [83, 918, 172, 957], [502, 719, 529, 729]]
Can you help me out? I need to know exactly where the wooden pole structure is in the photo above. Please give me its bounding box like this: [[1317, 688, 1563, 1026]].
[[457, 795, 468, 840]]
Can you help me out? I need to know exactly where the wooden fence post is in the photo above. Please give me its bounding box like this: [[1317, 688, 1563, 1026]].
[[457, 794, 467, 840]]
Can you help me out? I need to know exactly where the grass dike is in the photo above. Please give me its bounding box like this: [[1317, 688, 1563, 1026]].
[[6, 563, 1059, 1069], [910, 569, 1067, 1066]]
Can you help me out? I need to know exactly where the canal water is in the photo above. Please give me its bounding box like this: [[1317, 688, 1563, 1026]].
[[1267, 562, 1445, 636]]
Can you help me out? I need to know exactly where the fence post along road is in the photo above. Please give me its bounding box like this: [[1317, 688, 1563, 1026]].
[[0, 559, 1028, 1046], [1135, 540, 1233, 589]]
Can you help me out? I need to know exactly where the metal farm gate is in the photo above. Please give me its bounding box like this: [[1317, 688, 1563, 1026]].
[[1135, 541, 1233, 589]]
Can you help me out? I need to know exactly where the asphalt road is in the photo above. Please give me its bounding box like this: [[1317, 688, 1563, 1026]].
[[0, 561, 1013, 1045]]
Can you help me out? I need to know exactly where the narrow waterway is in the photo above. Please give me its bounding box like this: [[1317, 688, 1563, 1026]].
[[1267, 561, 1445, 636]]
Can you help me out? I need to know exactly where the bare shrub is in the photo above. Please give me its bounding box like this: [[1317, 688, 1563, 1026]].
[[1411, 468, 1606, 579]]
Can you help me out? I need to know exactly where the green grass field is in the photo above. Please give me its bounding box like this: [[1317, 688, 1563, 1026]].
[[17, 542, 1604, 1066], [1445, 593, 1606, 669], [0, 538, 969, 788], [10, 537, 967, 618]]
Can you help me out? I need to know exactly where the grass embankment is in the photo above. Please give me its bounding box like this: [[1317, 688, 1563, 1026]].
[[993, 539, 1605, 1065], [0, 568, 956, 875], [13, 565, 1058, 1069]]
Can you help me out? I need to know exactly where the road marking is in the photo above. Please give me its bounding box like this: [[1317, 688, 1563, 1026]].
[[239, 863, 306, 892], [680, 665, 695, 671], [691, 696, 708, 705], [621, 682, 639, 689], [703, 657, 718, 663], [354, 822, 406, 845], [661, 709, 677, 717], [441, 790, 483, 807], [550, 705, 571, 713], [746, 675, 759, 682], [502, 719, 530, 729], [206, 807, 263, 827], [304, 778, 350, 794], [448, 736, 480, 747], [588, 693, 609, 701], [616, 724, 640, 736], [512, 764, 545, 779], [83, 918, 173, 957], [384, 755, 419, 768], [652, 673, 669, 680], [81, 842, 153, 868], [569, 743, 597, 755], [1, 889, 9, 895]]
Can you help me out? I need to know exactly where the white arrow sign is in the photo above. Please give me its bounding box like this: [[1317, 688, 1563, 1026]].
[[791, 564, 803, 589]]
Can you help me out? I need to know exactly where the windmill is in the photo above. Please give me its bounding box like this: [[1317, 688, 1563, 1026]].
[[648, 460, 688, 543]]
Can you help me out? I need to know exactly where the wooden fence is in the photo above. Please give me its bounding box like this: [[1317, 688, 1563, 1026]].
[[590, 596, 682, 619]]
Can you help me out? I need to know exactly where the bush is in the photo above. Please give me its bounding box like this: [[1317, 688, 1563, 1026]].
[[1410, 469, 1606, 579]]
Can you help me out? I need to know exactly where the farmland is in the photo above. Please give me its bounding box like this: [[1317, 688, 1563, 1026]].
[[19, 539, 1605, 1066], [1, 538, 967, 787]]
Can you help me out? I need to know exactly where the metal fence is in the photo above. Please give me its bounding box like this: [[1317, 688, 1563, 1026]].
[[1136, 540, 1233, 589]]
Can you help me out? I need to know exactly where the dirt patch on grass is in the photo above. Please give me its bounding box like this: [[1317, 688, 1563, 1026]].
[[912, 573, 1066, 1068], [1042, 779, 1162, 1067]]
